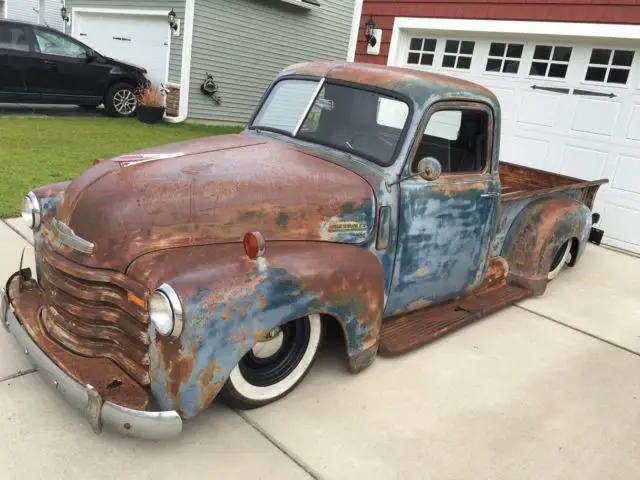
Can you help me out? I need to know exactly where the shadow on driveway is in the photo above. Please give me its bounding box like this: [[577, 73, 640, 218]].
[[0, 103, 108, 118]]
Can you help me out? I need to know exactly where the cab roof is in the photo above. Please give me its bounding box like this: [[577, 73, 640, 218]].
[[277, 61, 499, 112]]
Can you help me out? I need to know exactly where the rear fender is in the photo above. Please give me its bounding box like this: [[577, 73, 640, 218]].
[[500, 198, 591, 294], [127, 241, 384, 418]]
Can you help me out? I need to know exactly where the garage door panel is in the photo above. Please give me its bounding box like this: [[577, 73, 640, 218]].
[[625, 105, 640, 141], [500, 134, 550, 168], [571, 97, 622, 137], [600, 204, 640, 254], [559, 145, 609, 180], [611, 154, 640, 195], [517, 91, 561, 127]]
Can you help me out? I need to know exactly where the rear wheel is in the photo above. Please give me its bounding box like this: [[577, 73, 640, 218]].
[[547, 239, 573, 280], [104, 83, 138, 117], [220, 314, 323, 410]]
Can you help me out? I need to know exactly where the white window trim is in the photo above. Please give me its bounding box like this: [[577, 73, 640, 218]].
[[346, 0, 363, 61], [69, 6, 196, 122], [388, 17, 640, 67]]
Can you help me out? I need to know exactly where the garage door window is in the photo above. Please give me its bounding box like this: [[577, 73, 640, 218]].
[[407, 37, 437, 66], [585, 48, 634, 85], [442, 40, 475, 70], [529, 45, 572, 79], [486, 42, 523, 74]]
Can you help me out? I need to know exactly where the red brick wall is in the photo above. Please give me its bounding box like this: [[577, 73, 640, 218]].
[[354, 0, 640, 64]]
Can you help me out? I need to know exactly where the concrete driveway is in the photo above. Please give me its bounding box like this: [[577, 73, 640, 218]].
[[1, 218, 639, 480]]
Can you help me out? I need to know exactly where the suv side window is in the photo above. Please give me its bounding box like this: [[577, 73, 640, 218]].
[[411, 107, 490, 174], [0, 23, 31, 52], [34, 29, 87, 58]]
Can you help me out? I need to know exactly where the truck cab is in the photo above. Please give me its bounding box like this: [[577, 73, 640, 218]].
[[2, 61, 607, 440]]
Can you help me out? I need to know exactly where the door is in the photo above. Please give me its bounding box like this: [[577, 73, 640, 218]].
[[384, 102, 500, 316], [74, 12, 169, 86], [396, 32, 640, 254], [31, 27, 106, 101], [0, 21, 41, 102]]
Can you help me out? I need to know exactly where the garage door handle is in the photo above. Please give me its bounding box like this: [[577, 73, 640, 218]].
[[573, 89, 616, 99], [112, 36, 132, 42], [530, 85, 570, 94]]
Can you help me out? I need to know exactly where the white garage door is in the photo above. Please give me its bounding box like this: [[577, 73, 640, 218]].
[[72, 11, 169, 86], [394, 31, 640, 255]]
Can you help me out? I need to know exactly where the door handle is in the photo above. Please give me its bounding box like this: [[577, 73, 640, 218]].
[[480, 192, 499, 198]]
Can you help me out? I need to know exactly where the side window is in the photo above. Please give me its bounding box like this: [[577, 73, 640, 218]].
[[34, 29, 87, 58], [0, 24, 31, 52], [412, 108, 489, 174]]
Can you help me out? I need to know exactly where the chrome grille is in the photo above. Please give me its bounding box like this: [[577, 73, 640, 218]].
[[39, 245, 150, 386]]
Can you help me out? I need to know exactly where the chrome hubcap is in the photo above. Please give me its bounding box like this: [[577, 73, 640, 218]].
[[252, 327, 284, 359], [113, 89, 137, 115]]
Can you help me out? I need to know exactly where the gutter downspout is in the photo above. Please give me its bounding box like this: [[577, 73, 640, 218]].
[[165, 0, 195, 123]]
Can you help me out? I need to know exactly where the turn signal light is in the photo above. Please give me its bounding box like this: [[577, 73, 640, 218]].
[[243, 231, 266, 259]]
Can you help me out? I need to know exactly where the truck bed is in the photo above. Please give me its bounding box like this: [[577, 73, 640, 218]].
[[499, 162, 607, 202]]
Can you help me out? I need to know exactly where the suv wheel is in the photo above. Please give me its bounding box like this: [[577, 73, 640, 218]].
[[105, 83, 138, 117], [219, 314, 323, 410]]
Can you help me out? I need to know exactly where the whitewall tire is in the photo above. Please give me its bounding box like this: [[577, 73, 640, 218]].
[[220, 313, 323, 410], [547, 239, 573, 281]]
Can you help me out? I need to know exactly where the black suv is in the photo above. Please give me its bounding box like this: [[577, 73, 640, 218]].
[[0, 19, 150, 117]]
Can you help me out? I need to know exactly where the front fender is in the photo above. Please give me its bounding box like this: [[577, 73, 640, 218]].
[[127, 241, 384, 418], [500, 197, 591, 294]]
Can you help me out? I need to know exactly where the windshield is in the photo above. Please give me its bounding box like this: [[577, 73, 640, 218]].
[[251, 79, 411, 165]]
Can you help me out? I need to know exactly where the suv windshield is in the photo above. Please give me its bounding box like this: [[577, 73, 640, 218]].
[[251, 78, 411, 165]]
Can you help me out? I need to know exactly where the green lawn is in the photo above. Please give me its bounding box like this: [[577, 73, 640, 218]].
[[0, 117, 243, 218]]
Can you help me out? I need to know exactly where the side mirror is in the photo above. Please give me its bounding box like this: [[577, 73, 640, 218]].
[[85, 49, 97, 61], [417, 157, 442, 181]]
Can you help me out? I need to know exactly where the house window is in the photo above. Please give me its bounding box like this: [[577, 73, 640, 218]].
[[442, 40, 475, 70], [529, 45, 572, 79], [407, 37, 437, 66], [585, 48, 634, 85], [486, 42, 523, 74]]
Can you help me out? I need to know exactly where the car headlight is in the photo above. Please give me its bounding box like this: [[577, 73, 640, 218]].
[[21, 192, 41, 229], [149, 283, 183, 338]]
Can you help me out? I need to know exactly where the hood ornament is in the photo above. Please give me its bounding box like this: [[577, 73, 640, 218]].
[[111, 152, 185, 167], [51, 218, 95, 255]]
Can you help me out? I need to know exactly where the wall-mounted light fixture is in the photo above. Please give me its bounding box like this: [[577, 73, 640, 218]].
[[168, 8, 181, 36], [363, 16, 382, 55], [364, 17, 377, 47], [60, 6, 70, 23]]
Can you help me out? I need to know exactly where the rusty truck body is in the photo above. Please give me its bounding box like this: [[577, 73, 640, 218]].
[[1, 61, 607, 440]]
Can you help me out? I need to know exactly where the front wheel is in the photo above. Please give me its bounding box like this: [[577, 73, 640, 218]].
[[220, 314, 323, 410], [104, 83, 138, 117]]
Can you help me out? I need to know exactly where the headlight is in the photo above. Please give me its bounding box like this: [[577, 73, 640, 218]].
[[21, 192, 41, 229], [149, 283, 183, 338]]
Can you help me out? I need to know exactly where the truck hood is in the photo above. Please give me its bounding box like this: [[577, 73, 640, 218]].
[[49, 133, 376, 272]]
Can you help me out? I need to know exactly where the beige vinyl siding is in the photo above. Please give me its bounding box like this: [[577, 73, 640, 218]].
[[188, 0, 355, 123], [63, 0, 184, 83]]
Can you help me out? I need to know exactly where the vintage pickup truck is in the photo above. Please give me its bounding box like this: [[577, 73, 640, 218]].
[[2, 61, 607, 440]]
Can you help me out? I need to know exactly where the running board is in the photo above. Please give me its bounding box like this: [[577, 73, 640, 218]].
[[379, 283, 533, 356]]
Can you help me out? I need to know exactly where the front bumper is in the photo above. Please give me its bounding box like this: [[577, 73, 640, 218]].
[[1, 276, 182, 440]]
